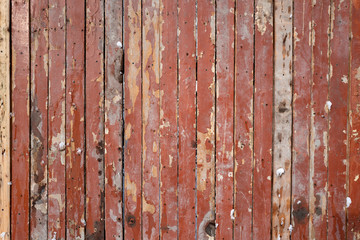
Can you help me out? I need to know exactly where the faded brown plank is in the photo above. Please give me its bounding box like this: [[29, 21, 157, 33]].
[[327, 0, 350, 239], [104, 0, 123, 239], [123, 0, 142, 238], [30, 0, 49, 238], [85, 0, 105, 238], [0, 0, 10, 238], [159, 0, 178, 238], [234, 0, 254, 238], [48, 0, 66, 238], [253, 0, 273, 238], [11, 0, 31, 239], [196, 0, 216, 239], [272, 0, 293, 239]]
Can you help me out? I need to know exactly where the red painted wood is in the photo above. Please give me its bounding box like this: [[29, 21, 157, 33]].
[[104, 0, 123, 239], [178, 0, 197, 238], [196, 0, 216, 239], [328, 0, 350, 239], [253, 0, 273, 238], [30, 0, 49, 238], [310, 1, 330, 239], [215, 0, 235, 239], [123, 0, 142, 238], [159, 0, 178, 239], [291, 0, 312, 238], [142, 0, 160, 239], [11, 0, 30, 239], [66, 0, 86, 238], [48, 0, 66, 238], [85, 0, 105, 238], [234, 0, 254, 238], [348, 0, 360, 238]]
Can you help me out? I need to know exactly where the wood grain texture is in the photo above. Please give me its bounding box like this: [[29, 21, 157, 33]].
[[348, 0, 360, 238], [123, 0, 142, 238], [309, 1, 331, 239], [328, 0, 350, 239], [48, 0, 66, 238], [159, 0, 178, 239], [11, 0, 30, 239], [178, 0, 197, 238], [0, 0, 10, 238], [272, 0, 293, 239], [66, 0, 86, 238], [30, 0, 49, 238], [234, 0, 254, 238], [215, 0, 235, 239], [253, 0, 273, 238], [291, 0, 312, 239], [104, 0, 123, 239], [85, 0, 105, 238], [142, 0, 160, 239], [196, 0, 216, 239]]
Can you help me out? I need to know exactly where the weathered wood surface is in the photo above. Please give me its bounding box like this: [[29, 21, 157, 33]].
[[2, 0, 360, 239]]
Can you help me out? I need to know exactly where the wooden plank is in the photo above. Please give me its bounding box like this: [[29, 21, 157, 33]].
[[233, 0, 254, 238], [196, 0, 216, 239], [48, 0, 66, 238], [66, 0, 86, 238], [0, 0, 10, 238], [142, 0, 160, 239], [309, 1, 331, 239], [291, 0, 312, 238], [253, 0, 273, 238], [215, 0, 235, 238], [272, 0, 293, 239], [30, 0, 49, 238], [159, 0, 178, 238], [85, 0, 105, 238], [11, 0, 30, 239], [123, 0, 142, 238], [327, 0, 350, 239], [178, 0, 197, 238], [348, 0, 360, 238], [104, 0, 123, 239]]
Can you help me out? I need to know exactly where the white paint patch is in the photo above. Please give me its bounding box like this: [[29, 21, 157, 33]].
[[346, 197, 352, 208], [325, 101, 332, 111], [0, 232, 6, 238], [355, 175, 359, 182], [297, 200, 301, 204], [81, 218, 86, 226], [228, 172, 233, 178], [276, 168, 285, 177], [217, 174, 223, 181], [51, 232, 57, 240], [76, 148, 82, 155], [288, 224, 294, 233], [230, 209, 235, 220], [341, 75, 348, 83], [7, 181, 11, 185], [117, 41, 122, 48], [59, 142, 66, 151]]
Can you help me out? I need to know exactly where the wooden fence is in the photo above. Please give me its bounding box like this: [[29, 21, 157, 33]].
[[0, 0, 360, 239]]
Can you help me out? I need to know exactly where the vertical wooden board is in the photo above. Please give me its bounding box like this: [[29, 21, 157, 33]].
[[85, 0, 105, 238], [66, 0, 85, 238], [215, 0, 235, 239], [234, 0, 254, 238], [11, 0, 30, 239], [142, 0, 160, 239], [327, 0, 350, 239], [309, 1, 330, 239], [178, 0, 196, 238], [0, 0, 10, 238], [104, 0, 123, 239], [272, 0, 293, 239], [196, 0, 216, 239], [159, 0, 178, 239], [253, 0, 273, 238], [291, 0, 312, 238], [30, 0, 49, 238], [48, 0, 66, 238], [348, 0, 360, 238], [123, 0, 142, 238]]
